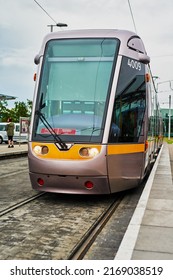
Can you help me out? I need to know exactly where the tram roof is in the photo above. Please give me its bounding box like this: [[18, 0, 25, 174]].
[[37, 29, 150, 64], [45, 28, 136, 38]]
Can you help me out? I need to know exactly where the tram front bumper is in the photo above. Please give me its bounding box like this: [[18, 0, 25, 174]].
[[29, 172, 111, 195]]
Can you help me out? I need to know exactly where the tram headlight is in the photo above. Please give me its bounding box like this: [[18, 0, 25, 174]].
[[89, 148, 99, 157], [33, 145, 49, 155], [79, 147, 99, 158]]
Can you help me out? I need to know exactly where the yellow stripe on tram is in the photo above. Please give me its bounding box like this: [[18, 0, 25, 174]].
[[107, 143, 145, 155]]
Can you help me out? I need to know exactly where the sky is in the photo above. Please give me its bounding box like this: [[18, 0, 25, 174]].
[[0, 0, 173, 108]]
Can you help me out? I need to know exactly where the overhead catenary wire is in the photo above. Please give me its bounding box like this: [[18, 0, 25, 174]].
[[127, 0, 155, 90], [33, 0, 57, 24], [127, 0, 137, 33], [33, 0, 68, 31]]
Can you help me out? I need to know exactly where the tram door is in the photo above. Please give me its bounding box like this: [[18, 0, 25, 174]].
[[107, 56, 147, 192]]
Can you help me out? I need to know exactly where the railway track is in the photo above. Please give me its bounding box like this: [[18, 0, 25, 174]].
[[0, 157, 143, 260], [0, 190, 125, 260], [0, 192, 46, 217], [68, 195, 123, 259], [0, 190, 125, 259]]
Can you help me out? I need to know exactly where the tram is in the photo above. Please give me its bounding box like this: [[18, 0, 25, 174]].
[[28, 29, 163, 194]]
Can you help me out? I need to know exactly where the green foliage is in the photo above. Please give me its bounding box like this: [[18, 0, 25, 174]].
[[0, 100, 11, 121], [164, 137, 173, 144], [0, 99, 32, 122]]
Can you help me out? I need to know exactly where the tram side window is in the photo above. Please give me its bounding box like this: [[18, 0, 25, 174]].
[[109, 56, 146, 143]]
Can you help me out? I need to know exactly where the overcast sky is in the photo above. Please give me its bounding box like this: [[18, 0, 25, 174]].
[[1, 0, 173, 108]]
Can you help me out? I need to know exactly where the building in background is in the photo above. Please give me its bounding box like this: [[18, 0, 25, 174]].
[[0, 94, 16, 101], [160, 108, 173, 137]]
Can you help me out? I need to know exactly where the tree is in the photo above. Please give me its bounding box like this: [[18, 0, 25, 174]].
[[26, 99, 32, 116], [0, 100, 11, 121], [0, 99, 32, 122]]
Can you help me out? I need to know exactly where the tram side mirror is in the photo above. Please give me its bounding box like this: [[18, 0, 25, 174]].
[[127, 36, 150, 64], [34, 54, 41, 65], [138, 53, 150, 64]]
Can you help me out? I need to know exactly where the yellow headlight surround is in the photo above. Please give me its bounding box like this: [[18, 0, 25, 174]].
[[79, 147, 99, 158], [33, 145, 49, 155]]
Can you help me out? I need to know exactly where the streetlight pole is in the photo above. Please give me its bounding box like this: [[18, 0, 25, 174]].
[[168, 95, 171, 140], [47, 23, 68, 32], [34, 1, 68, 33], [168, 81, 173, 140]]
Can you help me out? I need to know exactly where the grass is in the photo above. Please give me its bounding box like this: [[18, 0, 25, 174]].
[[164, 137, 173, 144]]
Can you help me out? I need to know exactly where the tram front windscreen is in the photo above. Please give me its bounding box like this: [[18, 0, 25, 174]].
[[32, 38, 119, 143]]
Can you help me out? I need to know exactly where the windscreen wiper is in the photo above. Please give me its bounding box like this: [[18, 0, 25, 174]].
[[36, 92, 68, 150], [36, 110, 68, 150]]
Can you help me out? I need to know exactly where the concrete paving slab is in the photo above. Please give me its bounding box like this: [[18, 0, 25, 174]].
[[155, 175, 172, 181], [0, 144, 28, 159], [149, 189, 173, 199], [134, 226, 173, 255], [142, 209, 173, 227], [151, 182, 172, 189], [147, 198, 173, 211], [132, 250, 173, 260]]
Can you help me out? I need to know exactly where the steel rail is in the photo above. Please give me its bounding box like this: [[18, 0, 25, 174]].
[[0, 192, 46, 217], [0, 168, 28, 178], [68, 194, 124, 260]]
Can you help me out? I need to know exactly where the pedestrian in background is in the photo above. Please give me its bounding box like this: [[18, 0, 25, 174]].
[[6, 118, 15, 148]]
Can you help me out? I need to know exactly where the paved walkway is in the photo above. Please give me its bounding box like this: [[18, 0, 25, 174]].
[[115, 143, 173, 259], [0, 143, 28, 159]]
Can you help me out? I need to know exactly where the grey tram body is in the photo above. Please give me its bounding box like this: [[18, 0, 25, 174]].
[[28, 29, 163, 194]]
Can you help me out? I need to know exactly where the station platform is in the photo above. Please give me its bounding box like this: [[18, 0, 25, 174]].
[[0, 143, 28, 159], [115, 143, 173, 260]]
